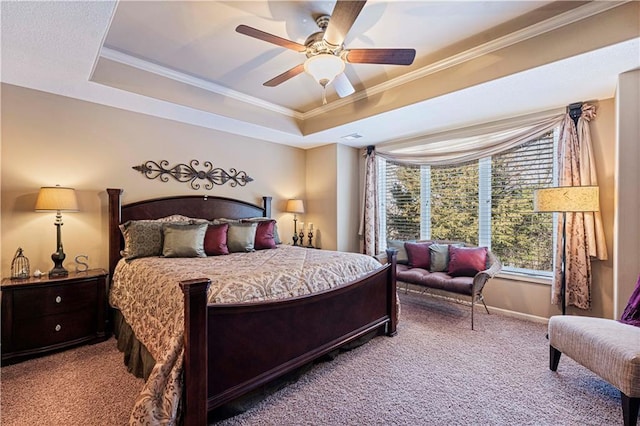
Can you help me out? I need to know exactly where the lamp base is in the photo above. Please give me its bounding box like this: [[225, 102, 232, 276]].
[[49, 267, 69, 278], [49, 250, 68, 278]]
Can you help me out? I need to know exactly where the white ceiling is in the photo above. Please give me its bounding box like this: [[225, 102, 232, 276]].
[[1, 1, 639, 150]]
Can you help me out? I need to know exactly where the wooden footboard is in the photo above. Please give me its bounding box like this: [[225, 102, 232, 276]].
[[180, 249, 397, 425]]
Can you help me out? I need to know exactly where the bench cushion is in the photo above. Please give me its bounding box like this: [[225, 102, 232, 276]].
[[396, 265, 473, 295], [549, 316, 640, 398]]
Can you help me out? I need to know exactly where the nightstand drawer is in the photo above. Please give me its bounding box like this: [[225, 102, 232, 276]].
[[13, 280, 97, 319], [11, 308, 96, 351]]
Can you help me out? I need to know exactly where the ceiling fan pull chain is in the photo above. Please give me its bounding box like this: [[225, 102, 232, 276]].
[[322, 86, 327, 105]]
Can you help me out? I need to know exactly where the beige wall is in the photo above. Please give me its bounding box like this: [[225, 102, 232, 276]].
[[304, 143, 361, 252], [614, 69, 640, 318], [305, 144, 337, 250], [1, 84, 306, 276], [336, 144, 360, 253]]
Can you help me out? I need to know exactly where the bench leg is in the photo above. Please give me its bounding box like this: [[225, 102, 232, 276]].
[[471, 297, 475, 330], [621, 392, 639, 426], [549, 345, 561, 371], [479, 294, 490, 315]]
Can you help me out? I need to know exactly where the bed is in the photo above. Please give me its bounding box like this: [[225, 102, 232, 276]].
[[106, 188, 398, 425]]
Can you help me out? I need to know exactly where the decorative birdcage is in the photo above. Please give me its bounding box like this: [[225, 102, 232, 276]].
[[11, 247, 30, 280]]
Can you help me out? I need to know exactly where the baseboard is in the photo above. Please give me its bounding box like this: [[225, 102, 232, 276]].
[[401, 286, 549, 325]]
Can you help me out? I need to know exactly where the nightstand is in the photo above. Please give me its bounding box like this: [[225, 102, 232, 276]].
[[1, 269, 109, 365]]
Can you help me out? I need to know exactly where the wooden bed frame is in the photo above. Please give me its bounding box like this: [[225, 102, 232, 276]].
[[107, 188, 397, 425]]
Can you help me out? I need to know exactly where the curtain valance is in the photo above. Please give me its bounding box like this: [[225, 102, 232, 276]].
[[376, 108, 565, 166]]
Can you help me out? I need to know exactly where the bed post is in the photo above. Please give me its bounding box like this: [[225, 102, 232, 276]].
[[386, 248, 398, 336], [107, 188, 123, 279], [180, 279, 210, 426], [262, 196, 272, 217]]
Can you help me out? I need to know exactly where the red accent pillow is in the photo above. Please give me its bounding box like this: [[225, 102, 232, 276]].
[[254, 220, 276, 250], [204, 223, 229, 256], [404, 242, 432, 269], [448, 246, 488, 277]]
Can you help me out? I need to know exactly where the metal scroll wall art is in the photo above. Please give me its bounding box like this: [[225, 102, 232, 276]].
[[132, 160, 254, 190]]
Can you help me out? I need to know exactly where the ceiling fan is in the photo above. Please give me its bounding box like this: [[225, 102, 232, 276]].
[[236, 0, 416, 104]]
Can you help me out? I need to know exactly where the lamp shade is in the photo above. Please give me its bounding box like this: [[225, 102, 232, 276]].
[[304, 54, 345, 86], [35, 186, 79, 212], [285, 199, 305, 214], [533, 186, 599, 212]]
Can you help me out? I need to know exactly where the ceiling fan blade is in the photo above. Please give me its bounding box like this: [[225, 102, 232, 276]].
[[263, 63, 305, 87], [333, 72, 355, 98], [323, 0, 367, 47], [236, 24, 306, 52], [346, 48, 416, 65]]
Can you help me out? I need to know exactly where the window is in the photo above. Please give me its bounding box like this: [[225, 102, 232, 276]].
[[379, 131, 556, 275]]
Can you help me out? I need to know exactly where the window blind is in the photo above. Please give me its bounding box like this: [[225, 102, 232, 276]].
[[430, 161, 479, 245], [489, 132, 555, 272]]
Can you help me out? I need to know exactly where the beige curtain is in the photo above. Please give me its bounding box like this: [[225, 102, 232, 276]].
[[376, 108, 564, 166], [577, 104, 608, 260], [554, 104, 605, 311], [359, 148, 379, 256]]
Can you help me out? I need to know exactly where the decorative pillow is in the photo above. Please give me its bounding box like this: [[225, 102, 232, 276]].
[[387, 240, 412, 264], [157, 214, 193, 223], [620, 275, 640, 327], [242, 217, 282, 245], [119, 220, 164, 260], [404, 242, 431, 269], [204, 223, 229, 256], [429, 243, 462, 272], [227, 222, 258, 252], [162, 222, 207, 258], [448, 245, 488, 277], [212, 218, 241, 225], [253, 219, 277, 250]]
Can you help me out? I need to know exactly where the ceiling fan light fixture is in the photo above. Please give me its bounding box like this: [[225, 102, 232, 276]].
[[304, 54, 345, 87]]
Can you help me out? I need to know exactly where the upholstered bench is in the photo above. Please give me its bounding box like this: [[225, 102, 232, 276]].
[[549, 316, 640, 426], [378, 240, 502, 329]]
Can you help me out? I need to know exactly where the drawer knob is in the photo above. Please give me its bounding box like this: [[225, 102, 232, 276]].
[[55, 296, 62, 303], [55, 324, 62, 332]]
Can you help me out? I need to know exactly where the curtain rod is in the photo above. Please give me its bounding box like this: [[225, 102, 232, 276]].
[[567, 101, 583, 126]]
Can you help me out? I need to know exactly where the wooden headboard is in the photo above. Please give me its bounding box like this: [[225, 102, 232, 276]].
[[107, 188, 272, 279]]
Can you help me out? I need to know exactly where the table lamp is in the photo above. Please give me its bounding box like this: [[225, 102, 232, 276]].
[[285, 199, 305, 246], [533, 185, 599, 315], [35, 185, 79, 277]]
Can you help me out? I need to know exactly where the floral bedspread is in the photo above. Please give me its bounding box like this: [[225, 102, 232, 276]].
[[109, 245, 381, 425]]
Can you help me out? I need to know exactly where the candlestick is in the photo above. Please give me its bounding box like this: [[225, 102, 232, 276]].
[[307, 229, 314, 248]]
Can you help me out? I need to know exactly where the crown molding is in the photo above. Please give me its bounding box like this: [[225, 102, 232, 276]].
[[99, 47, 305, 120], [303, 1, 627, 119], [98, 1, 625, 123]]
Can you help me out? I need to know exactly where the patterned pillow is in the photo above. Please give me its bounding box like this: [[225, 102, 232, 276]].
[[119, 215, 199, 260], [204, 223, 229, 256], [119, 220, 164, 260], [448, 245, 488, 277], [227, 222, 257, 252], [162, 222, 207, 258]]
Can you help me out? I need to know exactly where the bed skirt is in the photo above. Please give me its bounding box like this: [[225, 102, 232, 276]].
[[112, 309, 156, 380], [112, 308, 378, 421]]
